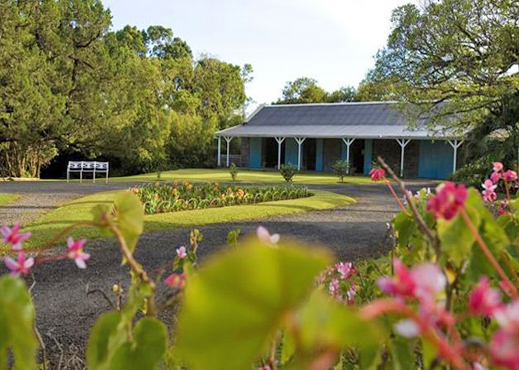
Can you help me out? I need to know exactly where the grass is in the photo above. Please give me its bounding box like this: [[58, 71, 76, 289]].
[[0, 193, 20, 206], [108, 168, 373, 185], [21, 189, 354, 249]]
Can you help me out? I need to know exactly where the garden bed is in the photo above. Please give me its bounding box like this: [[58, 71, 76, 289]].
[[131, 182, 312, 214]]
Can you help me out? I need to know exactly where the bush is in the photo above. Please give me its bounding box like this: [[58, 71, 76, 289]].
[[450, 155, 492, 187], [332, 159, 349, 182], [132, 182, 311, 214], [279, 164, 297, 183], [229, 163, 238, 182]]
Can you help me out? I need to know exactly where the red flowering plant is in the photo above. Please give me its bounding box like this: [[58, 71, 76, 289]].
[[7, 157, 519, 370]]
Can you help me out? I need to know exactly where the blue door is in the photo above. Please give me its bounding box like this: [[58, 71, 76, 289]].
[[418, 141, 453, 179]]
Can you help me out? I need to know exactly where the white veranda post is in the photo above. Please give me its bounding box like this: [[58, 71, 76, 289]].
[[274, 137, 286, 169], [396, 139, 411, 178], [217, 136, 222, 167], [448, 139, 463, 173], [295, 137, 306, 171], [342, 138, 355, 174], [224, 136, 233, 167]]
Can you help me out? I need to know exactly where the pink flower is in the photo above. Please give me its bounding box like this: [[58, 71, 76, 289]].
[[165, 272, 186, 290], [176, 246, 187, 259], [4, 252, 34, 276], [257, 366, 271, 370], [489, 329, 519, 370], [377, 259, 416, 297], [504, 170, 518, 182], [493, 162, 504, 172], [0, 223, 31, 250], [426, 182, 467, 220], [468, 277, 503, 316], [335, 262, 356, 280], [494, 300, 519, 330], [491, 171, 502, 183], [378, 260, 446, 303], [67, 237, 90, 269], [370, 168, 385, 182], [482, 179, 497, 203], [329, 278, 342, 300], [256, 226, 279, 244], [394, 319, 421, 338]]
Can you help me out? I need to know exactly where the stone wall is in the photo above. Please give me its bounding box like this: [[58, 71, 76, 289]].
[[322, 139, 342, 172], [240, 137, 250, 168], [372, 139, 419, 178]]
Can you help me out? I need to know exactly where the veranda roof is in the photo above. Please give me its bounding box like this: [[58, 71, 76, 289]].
[[215, 102, 455, 140]]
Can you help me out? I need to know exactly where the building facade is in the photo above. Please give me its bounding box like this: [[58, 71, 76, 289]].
[[215, 102, 463, 179]]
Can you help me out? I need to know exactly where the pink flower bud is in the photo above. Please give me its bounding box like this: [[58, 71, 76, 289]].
[[165, 272, 186, 290], [493, 162, 504, 172], [504, 170, 518, 182], [369, 168, 385, 182], [468, 277, 502, 316], [426, 182, 467, 220]]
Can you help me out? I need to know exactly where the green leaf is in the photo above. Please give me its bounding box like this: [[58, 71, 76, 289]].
[[0, 276, 37, 370], [437, 189, 482, 265], [393, 212, 415, 248], [176, 239, 332, 370], [86, 312, 126, 370], [109, 317, 167, 370], [114, 192, 144, 256], [295, 290, 383, 368], [391, 336, 414, 370]]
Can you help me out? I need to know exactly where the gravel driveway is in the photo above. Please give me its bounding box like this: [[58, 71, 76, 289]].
[[0, 180, 434, 366]]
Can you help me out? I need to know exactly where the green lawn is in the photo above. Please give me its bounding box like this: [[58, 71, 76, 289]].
[[0, 193, 20, 206], [109, 168, 372, 185], [21, 189, 354, 249]]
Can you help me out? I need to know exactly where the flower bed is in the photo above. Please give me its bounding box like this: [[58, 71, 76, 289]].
[[130, 182, 311, 214]]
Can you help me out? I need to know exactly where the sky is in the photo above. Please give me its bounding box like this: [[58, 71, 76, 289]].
[[103, 0, 413, 112]]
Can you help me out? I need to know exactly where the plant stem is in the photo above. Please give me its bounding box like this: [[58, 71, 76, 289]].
[[460, 208, 518, 297], [107, 222, 157, 316], [384, 179, 408, 213], [361, 299, 469, 370], [378, 156, 441, 256]]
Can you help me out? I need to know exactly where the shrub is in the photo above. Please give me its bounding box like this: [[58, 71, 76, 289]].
[[332, 159, 349, 182], [229, 163, 238, 182], [279, 164, 297, 183], [132, 182, 311, 214]]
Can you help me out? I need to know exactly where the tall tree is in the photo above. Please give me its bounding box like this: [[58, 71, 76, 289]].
[[276, 77, 357, 104], [368, 0, 519, 130]]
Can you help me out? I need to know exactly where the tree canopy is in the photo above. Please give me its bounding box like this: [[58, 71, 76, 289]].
[[364, 0, 519, 130], [0, 0, 251, 178], [275, 77, 356, 104]]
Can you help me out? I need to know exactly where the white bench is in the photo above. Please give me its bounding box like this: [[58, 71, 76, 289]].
[[67, 161, 109, 183]]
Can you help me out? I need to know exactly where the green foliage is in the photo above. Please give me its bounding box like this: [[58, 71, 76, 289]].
[[86, 312, 166, 370], [229, 163, 238, 182], [132, 182, 311, 214], [276, 77, 356, 104], [226, 228, 241, 247], [1, 1, 251, 178], [366, 0, 519, 130], [113, 192, 144, 255], [332, 159, 350, 182], [0, 276, 38, 370], [177, 239, 347, 369], [279, 164, 297, 183]]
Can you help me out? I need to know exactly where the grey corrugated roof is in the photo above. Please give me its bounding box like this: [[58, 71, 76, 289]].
[[216, 102, 455, 139]]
